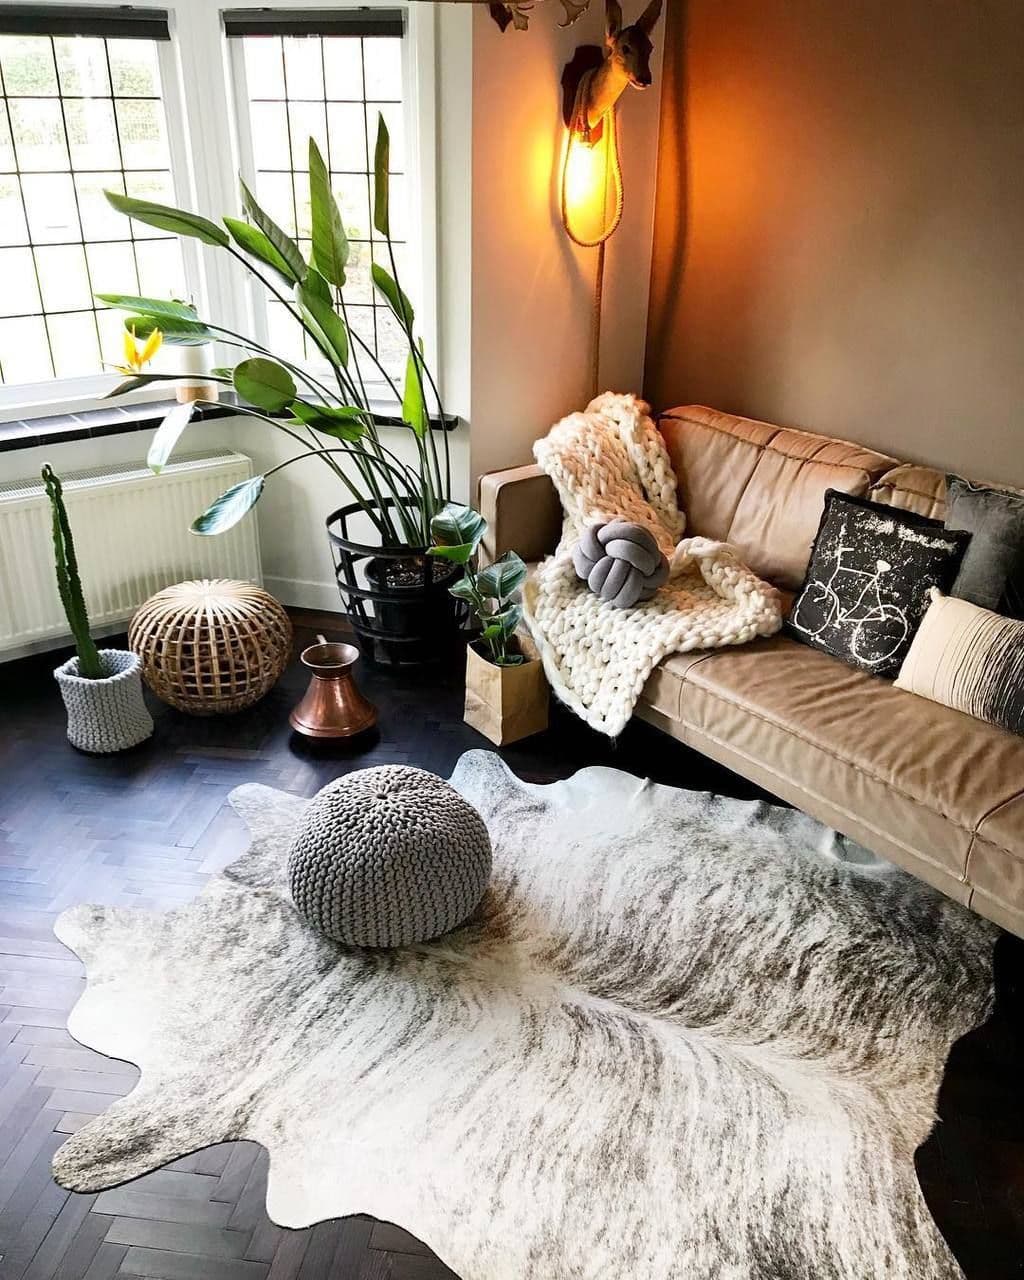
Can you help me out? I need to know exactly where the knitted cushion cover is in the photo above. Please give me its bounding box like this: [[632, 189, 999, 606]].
[[287, 765, 492, 947]]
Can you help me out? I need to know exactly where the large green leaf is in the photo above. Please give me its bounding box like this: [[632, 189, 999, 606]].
[[224, 216, 298, 286], [240, 180, 305, 282], [147, 401, 196, 474], [104, 191, 228, 246], [290, 400, 366, 442], [233, 357, 296, 412], [373, 113, 390, 238], [295, 272, 349, 368], [488, 602, 523, 638], [475, 550, 527, 601], [371, 263, 414, 330], [401, 345, 428, 438], [308, 138, 349, 288], [123, 313, 213, 346], [430, 503, 486, 564], [191, 476, 265, 535], [96, 294, 199, 322]]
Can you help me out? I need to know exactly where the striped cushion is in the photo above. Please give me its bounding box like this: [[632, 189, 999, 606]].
[[896, 591, 1024, 736]]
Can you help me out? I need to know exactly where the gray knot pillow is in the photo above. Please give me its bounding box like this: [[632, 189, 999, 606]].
[[572, 520, 670, 609]]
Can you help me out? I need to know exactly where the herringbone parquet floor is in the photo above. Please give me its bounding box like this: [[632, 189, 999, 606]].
[[0, 614, 1021, 1279]]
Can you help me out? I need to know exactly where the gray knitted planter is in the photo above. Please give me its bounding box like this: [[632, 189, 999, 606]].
[[54, 649, 154, 754], [288, 765, 492, 947]]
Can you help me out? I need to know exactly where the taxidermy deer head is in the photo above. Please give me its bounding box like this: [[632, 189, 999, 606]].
[[570, 0, 664, 133]]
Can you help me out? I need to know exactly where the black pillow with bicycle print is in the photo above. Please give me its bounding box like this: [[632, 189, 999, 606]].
[[786, 490, 970, 678]]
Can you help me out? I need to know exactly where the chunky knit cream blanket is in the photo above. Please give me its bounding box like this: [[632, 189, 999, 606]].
[[522, 393, 783, 736]]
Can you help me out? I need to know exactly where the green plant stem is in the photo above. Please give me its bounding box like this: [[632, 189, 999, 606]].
[[202, 401, 389, 539]]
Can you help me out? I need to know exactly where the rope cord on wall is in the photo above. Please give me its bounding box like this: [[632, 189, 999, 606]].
[[560, 107, 624, 398]]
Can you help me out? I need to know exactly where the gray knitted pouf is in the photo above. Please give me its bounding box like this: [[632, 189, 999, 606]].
[[287, 765, 492, 947]]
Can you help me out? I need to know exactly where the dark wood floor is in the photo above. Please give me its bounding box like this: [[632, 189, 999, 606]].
[[0, 614, 1021, 1280]]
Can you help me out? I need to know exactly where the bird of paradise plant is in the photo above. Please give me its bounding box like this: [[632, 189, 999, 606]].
[[98, 114, 450, 550]]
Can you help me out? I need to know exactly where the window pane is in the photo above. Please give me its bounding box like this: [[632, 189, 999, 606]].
[[9, 98, 68, 171], [287, 101, 326, 171], [335, 173, 370, 240], [0, 315, 52, 381], [35, 243, 92, 312], [0, 36, 59, 97], [0, 247, 42, 317], [326, 104, 365, 172], [0, 111, 14, 172], [240, 32, 407, 381], [87, 241, 138, 297], [266, 298, 305, 365], [344, 240, 372, 304], [135, 238, 185, 299], [250, 102, 290, 170], [22, 173, 80, 243], [96, 305, 127, 367], [65, 99, 120, 170], [243, 37, 285, 99], [323, 39, 362, 101], [115, 98, 170, 170], [107, 39, 159, 97], [54, 36, 111, 96], [363, 39, 402, 102], [374, 306, 406, 381], [0, 176, 28, 245], [47, 310, 100, 377], [76, 172, 126, 240], [283, 38, 323, 101], [0, 30, 182, 388], [292, 171, 312, 239], [254, 172, 296, 236]]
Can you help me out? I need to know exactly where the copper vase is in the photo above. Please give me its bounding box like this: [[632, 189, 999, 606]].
[[289, 642, 378, 739]]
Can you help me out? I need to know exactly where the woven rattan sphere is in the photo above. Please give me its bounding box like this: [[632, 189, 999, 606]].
[[288, 765, 492, 947], [129, 579, 292, 715]]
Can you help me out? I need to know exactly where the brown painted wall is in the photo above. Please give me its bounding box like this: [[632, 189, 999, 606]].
[[644, 0, 1024, 485]]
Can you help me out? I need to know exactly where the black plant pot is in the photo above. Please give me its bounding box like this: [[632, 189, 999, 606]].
[[326, 499, 466, 667]]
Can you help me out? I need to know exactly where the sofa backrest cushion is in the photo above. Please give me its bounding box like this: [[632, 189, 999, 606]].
[[658, 406, 897, 589], [869, 464, 947, 520]]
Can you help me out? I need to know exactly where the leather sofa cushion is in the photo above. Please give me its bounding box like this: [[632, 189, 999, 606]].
[[869, 464, 947, 520], [659, 407, 897, 590], [642, 634, 1024, 881]]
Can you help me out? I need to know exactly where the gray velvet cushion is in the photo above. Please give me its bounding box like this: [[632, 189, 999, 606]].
[[945, 476, 1024, 619]]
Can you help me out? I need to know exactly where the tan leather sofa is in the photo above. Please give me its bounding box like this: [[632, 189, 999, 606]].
[[480, 405, 1024, 938]]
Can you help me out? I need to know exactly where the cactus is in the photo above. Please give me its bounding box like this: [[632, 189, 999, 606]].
[[41, 464, 103, 679]]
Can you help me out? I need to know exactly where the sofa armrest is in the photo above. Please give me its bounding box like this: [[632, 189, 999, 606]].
[[478, 464, 561, 565]]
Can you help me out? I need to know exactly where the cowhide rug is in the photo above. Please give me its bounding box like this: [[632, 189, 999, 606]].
[[52, 751, 995, 1280]]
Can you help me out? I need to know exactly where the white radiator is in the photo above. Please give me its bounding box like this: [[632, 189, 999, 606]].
[[0, 451, 262, 659]]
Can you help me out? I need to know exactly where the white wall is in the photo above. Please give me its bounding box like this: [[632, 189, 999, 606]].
[[0, 3, 664, 623]]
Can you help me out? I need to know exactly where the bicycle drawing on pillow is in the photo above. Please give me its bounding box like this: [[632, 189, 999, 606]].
[[791, 542, 909, 666]]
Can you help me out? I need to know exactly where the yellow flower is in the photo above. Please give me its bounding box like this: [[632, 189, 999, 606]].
[[120, 324, 163, 373]]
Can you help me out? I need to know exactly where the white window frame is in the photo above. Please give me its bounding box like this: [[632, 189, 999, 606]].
[[0, 0, 439, 422]]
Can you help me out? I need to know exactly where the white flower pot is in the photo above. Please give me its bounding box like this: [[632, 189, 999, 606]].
[[54, 649, 154, 754]]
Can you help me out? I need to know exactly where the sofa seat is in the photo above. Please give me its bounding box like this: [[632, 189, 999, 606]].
[[638, 635, 1024, 933]]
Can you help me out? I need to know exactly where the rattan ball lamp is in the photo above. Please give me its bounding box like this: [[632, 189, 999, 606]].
[[129, 579, 292, 715]]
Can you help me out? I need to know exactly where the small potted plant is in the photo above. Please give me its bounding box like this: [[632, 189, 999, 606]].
[[44, 465, 154, 754], [430, 503, 548, 745]]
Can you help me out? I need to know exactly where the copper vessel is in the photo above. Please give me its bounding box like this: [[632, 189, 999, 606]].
[[289, 641, 378, 739]]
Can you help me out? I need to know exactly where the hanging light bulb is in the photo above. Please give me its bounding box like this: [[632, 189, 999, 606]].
[[560, 111, 623, 248]]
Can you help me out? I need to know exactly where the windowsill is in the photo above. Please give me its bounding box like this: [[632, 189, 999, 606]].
[[0, 393, 458, 454]]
